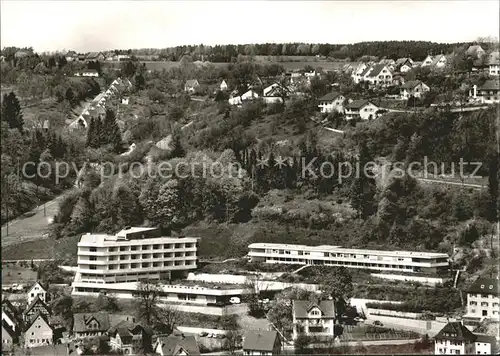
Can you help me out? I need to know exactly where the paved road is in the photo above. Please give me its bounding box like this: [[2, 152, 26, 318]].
[[416, 178, 486, 189], [1, 193, 68, 248]]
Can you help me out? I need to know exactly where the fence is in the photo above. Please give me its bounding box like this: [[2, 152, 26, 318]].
[[370, 273, 445, 285]]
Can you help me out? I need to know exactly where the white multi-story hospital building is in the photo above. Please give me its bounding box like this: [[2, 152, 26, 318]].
[[72, 227, 199, 293], [248, 243, 449, 274]]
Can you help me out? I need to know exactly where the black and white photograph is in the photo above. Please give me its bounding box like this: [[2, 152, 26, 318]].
[[0, 0, 499, 355]]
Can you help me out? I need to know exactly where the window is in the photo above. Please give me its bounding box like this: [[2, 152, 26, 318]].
[[131, 246, 138, 251], [90, 265, 97, 270], [89, 247, 97, 252]]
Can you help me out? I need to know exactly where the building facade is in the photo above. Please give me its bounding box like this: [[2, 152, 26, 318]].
[[248, 243, 449, 274], [243, 331, 281, 355], [400, 81, 430, 99], [24, 313, 53, 348], [345, 100, 380, 121], [466, 278, 499, 320], [292, 300, 335, 340], [434, 322, 495, 355], [317, 92, 345, 113], [72, 227, 199, 295], [27, 282, 48, 306]]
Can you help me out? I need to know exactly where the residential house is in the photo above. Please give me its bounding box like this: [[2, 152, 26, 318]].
[[292, 300, 335, 340], [14, 51, 29, 59], [2, 307, 20, 334], [27, 282, 48, 305], [379, 58, 396, 71], [81, 69, 99, 77], [184, 79, 200, 93], [121, 97, 129, 105], [243, 330, 281, 356], [263, 83, 290, 104], [421, 55, 434, 67], [345, 100, 380, 120], [86, 52, 104, 61], [430, 54, 448, 69], [317, 92, 345, 113], [465, 45, 486, 59], [363, 64, 393, 86], [351, 62, 368, 84], [400, 80, 430, 99], [2, 299, 21, 332], [229, 89, 260, 105], [220, 80, 228, 91], [434, 322, 496, 355], [470, 80, 500, 104], [24, 295, 51, 323], [108, 320, 153, 355], [2, 320, 17, 352], [475, 334, 496, 355], [73, 313, 110, 340], [153, 333, 201, 356], [466, 277, 499, 320], [395, 58, 413, 73], [77, 54, 87, 61], [65, 51, 78, 62], [25, 313, 54, 348], [486, 51, 499, 76], [117, 54, 131, 61]]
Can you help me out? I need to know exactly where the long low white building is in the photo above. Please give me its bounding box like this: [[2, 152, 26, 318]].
[[248, 243, 449, 274]]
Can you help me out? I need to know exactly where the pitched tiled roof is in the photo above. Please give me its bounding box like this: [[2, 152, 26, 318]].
[[402, 80, 424, 89], [29, 281, 48, 293], [2, 319, 16, 339], [486, 51, 500, 65], [156, 334, 200, 355], [318, 92, 342, 102], [475, 333, 496, 344], [346, 99, 375, 109], [73, 312, 110, 333], [26, 312, 53, 331], [466, 45, 485, 57], [366, 64, 390, 78], [2, 299, 17, 315], [243, 331, 279, 352], [359, 66, 372, 77], [467, 278, 499, 295], [24, 295, 51, 317], [86, 52, 102, 59], [292, 300, 335, 319], [435, 322, 476, 342], [185, 79, 199, 87]]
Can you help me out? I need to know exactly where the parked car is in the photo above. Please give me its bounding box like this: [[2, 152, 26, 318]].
[[199, 332, 208, 337], [373, 320, 383, 326], [229, 297, 240, 304], [217, 334, 226, 339]]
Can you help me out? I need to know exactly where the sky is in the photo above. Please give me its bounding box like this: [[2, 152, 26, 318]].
[[1, 0, 499, 52]]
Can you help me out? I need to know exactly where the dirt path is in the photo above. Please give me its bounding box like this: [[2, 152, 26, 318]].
[[1, 192, 69, 248]]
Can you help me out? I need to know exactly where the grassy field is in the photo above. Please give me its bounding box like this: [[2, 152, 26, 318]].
[[1, 264, 37, 285]]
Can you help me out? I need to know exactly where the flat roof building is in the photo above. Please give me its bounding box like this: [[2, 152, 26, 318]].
[[248, 243, 449, 274], [72, 227, 200, 295]]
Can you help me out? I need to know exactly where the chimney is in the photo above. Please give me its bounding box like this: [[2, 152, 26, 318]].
[[92, 235, 96, 243], [473, 85, 477, 98]]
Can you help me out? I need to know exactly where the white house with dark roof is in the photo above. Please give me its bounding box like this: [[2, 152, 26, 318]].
[[184, 79, 200, 93], [220, 79, 228, 91], [27, 282, 48, 306], [470, 80, 500, 104], [153, 332, 200, 355], [395, 58, 414, 73], [351, 62, 369, 84], [465, 45, 486, 59], [292, 300, 335, 340], [243, 330, 281, 355], [400, 80, 430, 99], [486, 51, 499, 76], [345, 100, 380, 120], [465, 278, 499, 320], [434, 321, 496, 355], [421, 55, 434, 67], [73, 312, 110, 340], [24, 313, 54, 348], [430, 54, 448, 69], [363, 64, 393, 86], [317, 92, 345, 113]]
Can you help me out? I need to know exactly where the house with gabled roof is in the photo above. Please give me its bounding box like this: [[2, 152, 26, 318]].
[[430, 54, 448, 69], [318, 92, 345, 113], [345, 99, 380, 121], [184, 79, 200, 93], [220, 79, 228, 91], [108, 319, 153, 355], [292, 299, 335, 340], [2, 320, 17, 352], [65, 51, 78, 62], [73, 312, 110, 340], [400, 80, 430, 99], [27, 281, 49, 306], [243, 330, 281, 356], [2, 306, 21, 333], [470, 80, 500, 104], [395, 57, 413, 73], [351, 62, 369, 84], [434, 321, 496, 355], [153, 332, 200, 355], [465, 45, 486, 59], [363, 64, 393, 86], [86, 52, 104, 61], [465, 277, 499, 320], [263, 83, 291, 104], [486, 51, 499, 76], [24, 295, 51, 323], [421, 55, 434, 67], [25, 312, 54, 348], [27, 341, 82, 356]]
